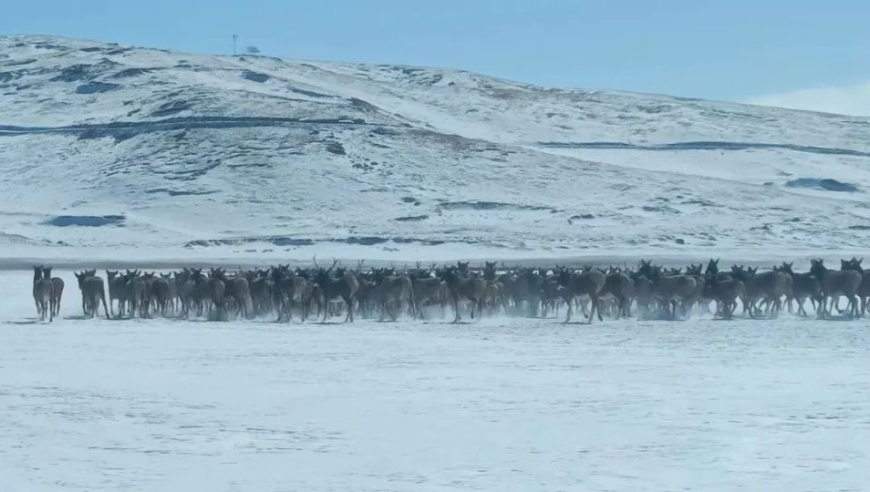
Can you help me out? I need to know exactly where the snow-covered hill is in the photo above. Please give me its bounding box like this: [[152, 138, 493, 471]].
[[2, 35, 869, 264]]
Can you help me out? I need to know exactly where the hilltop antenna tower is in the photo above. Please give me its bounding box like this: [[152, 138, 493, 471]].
[[232, 34, 238, 55]]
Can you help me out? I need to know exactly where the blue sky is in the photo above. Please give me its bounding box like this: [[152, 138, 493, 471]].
[[3, 0, 869, 113]]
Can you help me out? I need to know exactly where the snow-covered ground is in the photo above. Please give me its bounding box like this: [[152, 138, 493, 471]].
[[2, 270, 868, 491], [2, 35, 870, 263]]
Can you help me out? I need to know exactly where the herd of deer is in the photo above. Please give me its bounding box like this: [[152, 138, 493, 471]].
[[29, 257, 870, 323]]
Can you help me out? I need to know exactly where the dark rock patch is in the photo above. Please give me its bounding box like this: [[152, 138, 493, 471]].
[[272, 238, 315, 246], [325, 142, 346, 155], [395, 215, 429, 222], [4, 58, 36, 67], [642, 205, 680, 214], [152, 100, 191, 116], [440, 201, 554, 212], [289, 87, 331, 98], [75, 81, 120, 94], [371, 127, 398, 136], [145, 188, 218, 197], [848, 225, 870, 230], [346, 236, 389, 246], [242, 71, 269, 83], [105, 47, 133, 55], [45, 215, 125, 227], [50, 64, 93, 82], [680, 198, 718, 207], [350, 97, 380, 113], [50, 60, 118, 82], [112, 67, 153, 78], [34, 43, 68, 50], [785, 178, 859, 192]]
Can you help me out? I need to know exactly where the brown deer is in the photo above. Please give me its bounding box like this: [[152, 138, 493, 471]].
[[106, 270, 126, 318], [41, 267, 64, 319], [372, 268, 416, 321], [206, 268, 228, 319], [703, 277, 745, 319], [32, 266, 53, 322], [810, 259, 861, 318], [272, 266, 312, 322], [226, 274, 254, 319], [601, 270, 634, 319], [839, 258, 870, 316], [777, 262, 821, 317], [649, 267, 697, 320], [555, 267, 605, 323], [312, 258, 359, 322], [74, 270, 110, 319], [731, 266, 790, 318], [437, 265, 487, 323], [151, 274, 174, 317]]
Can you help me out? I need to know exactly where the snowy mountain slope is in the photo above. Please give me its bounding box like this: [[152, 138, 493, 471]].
[[1, 35, 869, 263]]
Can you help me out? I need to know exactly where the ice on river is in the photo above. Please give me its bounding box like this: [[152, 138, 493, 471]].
[[1, 270, 868, 491]]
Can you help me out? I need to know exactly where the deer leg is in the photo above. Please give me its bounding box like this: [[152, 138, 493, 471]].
[[346, 295, 355, 323], [101, 293, 110, 319], [449, 293, 459, 323], [587, 297, 597, 323], [563, 296, 572, 323], [285, 294, 294, 322], [387, 299, 397, 322]]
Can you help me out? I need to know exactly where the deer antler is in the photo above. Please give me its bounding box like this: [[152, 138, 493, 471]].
[[312, 256, 320, 269], [328, 258, 339, 272]]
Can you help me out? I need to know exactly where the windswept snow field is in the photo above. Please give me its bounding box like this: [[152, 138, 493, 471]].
[[1, 271, 869, 491]]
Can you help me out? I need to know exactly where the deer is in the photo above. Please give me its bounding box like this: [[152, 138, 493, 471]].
[[74, 270, 109, 319], [810, 259, 861, 318], [648, 266, 697, 320], [555, 266, 606, 323], [437, 265, 487, 323], [703, 276, 745, 319], [32, 266, 53, 322], [42, 267, 64, 319], [372, 267, 417, 321], [312, 258, 359, 323]]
